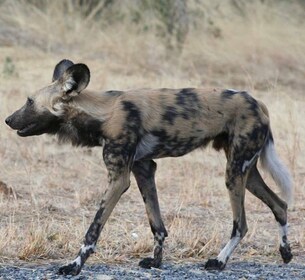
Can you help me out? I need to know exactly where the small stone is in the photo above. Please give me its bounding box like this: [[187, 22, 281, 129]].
[[95, 275, 115, 280]]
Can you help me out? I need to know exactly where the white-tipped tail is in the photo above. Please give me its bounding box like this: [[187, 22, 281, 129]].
[[260, 137, 293, 207]]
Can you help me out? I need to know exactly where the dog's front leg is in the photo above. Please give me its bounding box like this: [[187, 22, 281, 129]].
[[58, 163, 131, 275]]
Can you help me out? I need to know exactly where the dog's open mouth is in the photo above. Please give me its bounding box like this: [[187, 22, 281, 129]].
[[17, 123, 37, 136]]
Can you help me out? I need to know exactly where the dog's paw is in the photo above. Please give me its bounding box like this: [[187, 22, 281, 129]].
[[204, 259, 226, 271], [139, 257, 161, 269], [58, 262, 82, 276], [280, 244, 293, 264]]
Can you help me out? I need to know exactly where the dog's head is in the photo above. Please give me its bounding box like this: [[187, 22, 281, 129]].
[[5, 59, 90, 137]]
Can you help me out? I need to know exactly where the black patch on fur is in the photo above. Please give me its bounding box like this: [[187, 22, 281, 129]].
[[103, 138, 138, 181], [221, 89, 239, 99], [121, 101, 142, 132], [40, 112, 62, 134], [212, 132, 229, 151], [221, 90, 260, 117], [149, 129, 211, 159], [172, 89, 202, 122], [58, 112, 103, 147], [176, 88, 199, 106], [99, 101, 141, 175], [248, 124, 269, 143], [72, 117, 102, 146], [231, 220, 239, 238], [105, 90, 123, 97], [85, 207, 104, 244], [223, 122, 269, 176], [162, 106, 178, 125], [240, 91, 259, 115]]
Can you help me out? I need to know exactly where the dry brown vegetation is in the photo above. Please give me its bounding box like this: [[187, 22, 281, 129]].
[[0, 0, 304, 268]]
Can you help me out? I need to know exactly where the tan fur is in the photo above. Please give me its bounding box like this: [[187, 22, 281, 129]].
[[53, 87, 268, 146]]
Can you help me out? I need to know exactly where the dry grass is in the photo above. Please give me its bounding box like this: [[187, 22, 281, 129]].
[[0, 0, 304, 267]]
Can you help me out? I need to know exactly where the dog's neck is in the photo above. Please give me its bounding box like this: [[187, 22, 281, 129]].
[[69, 90, 122, 122], [54, 90, 122, 147], [57, 109, 104, 147]]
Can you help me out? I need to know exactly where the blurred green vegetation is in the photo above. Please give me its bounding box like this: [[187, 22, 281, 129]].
[[2, 57, 17, 78], [6, 0, 236, 50], [1, 0, 305, 53]]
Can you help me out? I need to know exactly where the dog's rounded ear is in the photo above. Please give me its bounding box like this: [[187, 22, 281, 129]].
[[52, 59, 74, 82], [61, 63, 90, 95]]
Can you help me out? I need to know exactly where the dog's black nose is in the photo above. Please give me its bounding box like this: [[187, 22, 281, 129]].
[[5, 116, 12, 125]]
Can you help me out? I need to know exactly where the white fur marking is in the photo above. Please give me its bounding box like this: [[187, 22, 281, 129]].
[[155, 232, 165, 240], [134, 134, 159, 161], [70, 244, 95, 267], [278, 223, 288, 246], [217, 233, 241, 264], [154, 232, 165, 248], [73, 256, 81, 267], [52, 102, 65, 116], [63, 77, 76, 92], [242, 150, 261, 172], [81, 244, 96, 254]]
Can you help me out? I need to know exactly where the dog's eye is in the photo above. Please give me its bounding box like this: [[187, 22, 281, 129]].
[[27, 98, 34, 106]]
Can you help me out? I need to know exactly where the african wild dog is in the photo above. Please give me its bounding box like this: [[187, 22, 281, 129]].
[[5, 59, 293, 275]]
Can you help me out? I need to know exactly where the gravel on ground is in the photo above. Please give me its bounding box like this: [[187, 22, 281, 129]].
[[1, 261, 305, 280]]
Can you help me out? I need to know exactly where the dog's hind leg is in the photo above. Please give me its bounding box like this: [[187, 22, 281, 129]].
[[246, 165, 292, 263], [205, 129, 260, 271], [132, 160, 168, 269], [205, 160, 248, 270]]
